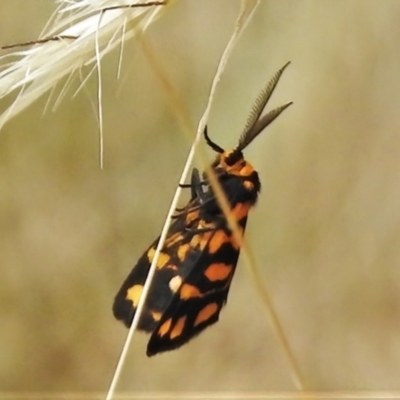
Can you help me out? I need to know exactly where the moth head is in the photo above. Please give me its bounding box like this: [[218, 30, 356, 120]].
[[210, 147, 253, 178], [205, 62, 292, 183]]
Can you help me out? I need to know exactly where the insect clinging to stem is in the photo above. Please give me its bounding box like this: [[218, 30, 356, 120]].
[[113, 62, 292, 356]]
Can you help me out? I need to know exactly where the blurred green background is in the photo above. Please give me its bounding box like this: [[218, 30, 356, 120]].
[[1, 0, 400, 394]]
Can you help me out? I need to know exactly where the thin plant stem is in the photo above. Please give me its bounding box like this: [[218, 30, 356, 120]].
[[140, 0, 306, 391], [105, 2, 264, 398]]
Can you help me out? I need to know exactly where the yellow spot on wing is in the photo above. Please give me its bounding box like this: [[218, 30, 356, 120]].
[[204, 263, 232, 281], [180, 283, 202, 299], [190, 234, 200, 247], [147, 248, 171, 268], [158, 318, 172, 337], [151, 311, 162, 321], [199, 231, 213, 250], [157, 253, 171, 267], [166, 233, 183, 248], [177, 243, 190, 261], [147, 248, 155, 260], [170, 316, 187, 339], [194, 303, 219, 326], [126, 285, 143, 307]]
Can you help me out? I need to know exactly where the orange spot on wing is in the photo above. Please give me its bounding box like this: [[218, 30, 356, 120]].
[[194, 303, 219, 326], [205, 203, 252, 252], [180, 283, 202, 299], [208, 230, 230, 253], [170, 316, 187, 339], [126, 285, 143, 307], [231, 202, 251, 221], [158, 318, 172, 337], [186, 209, 200, 224], [204, 263, 232, 281]]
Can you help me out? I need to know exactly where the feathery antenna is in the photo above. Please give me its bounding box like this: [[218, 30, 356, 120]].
[[236, 62, 292, 151]]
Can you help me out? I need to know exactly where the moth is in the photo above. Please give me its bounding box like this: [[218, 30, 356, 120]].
[[113, 62, 292, 356]]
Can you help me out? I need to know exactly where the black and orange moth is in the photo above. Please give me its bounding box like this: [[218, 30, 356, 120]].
[[113, 62, 292, 356]]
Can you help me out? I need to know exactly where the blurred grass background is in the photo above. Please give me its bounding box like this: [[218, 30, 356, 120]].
[[1, 0, 400, 394]]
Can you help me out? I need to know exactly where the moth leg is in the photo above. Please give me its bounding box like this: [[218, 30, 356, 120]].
[[172, 204, 202, 219], [179, 168, 208, 200], [174, 205, 187, 212], [173, 194, 221, 219], [179, 182, 208, 188], [184, 225, 219, 234]]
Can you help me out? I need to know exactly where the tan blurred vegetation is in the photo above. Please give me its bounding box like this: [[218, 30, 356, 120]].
[[1, 0, 400, 394]]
